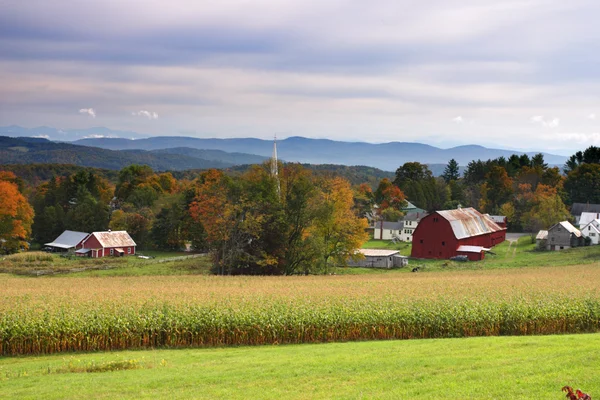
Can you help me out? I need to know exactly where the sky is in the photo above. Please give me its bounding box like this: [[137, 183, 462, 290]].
[[2, 0, 600, 155]]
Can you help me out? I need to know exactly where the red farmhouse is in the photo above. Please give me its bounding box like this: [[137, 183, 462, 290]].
[[75, 230, 136, 258], [411, 207, 506, 261]]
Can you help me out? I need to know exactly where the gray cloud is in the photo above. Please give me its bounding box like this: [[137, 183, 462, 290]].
[[2, 0, 600, 153]]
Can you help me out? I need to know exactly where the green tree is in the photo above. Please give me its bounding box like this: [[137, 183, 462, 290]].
[[442, 159, 460, 183]]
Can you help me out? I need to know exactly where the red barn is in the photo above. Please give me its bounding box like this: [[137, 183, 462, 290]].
[[411, 207, 506, 261], [75, 230, 136, 258]]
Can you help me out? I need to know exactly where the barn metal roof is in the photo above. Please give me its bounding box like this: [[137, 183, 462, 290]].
[[88, 231, 136, 248], [359, 249, 400, 257], [549, 221, 581, 237], [45, 230, 89, 249], [536, 230, 548, 240], [436, 208, 504, 240], [456, 245, 491, 253], [488, 215, 506, 223]]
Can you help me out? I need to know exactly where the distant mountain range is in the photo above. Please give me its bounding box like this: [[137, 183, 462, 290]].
[[0, 136, 266, 171], [0, 125, 568, 172], [72, 135, 567, 171]]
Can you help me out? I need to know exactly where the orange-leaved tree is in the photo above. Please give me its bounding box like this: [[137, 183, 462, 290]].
[[0, 172, 34, 254]]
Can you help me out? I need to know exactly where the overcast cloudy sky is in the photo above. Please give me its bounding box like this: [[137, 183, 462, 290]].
[[2, 0, 600, 154]]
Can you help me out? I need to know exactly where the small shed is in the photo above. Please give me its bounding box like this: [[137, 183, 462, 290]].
[[456, 245, 491, 261], [348, 249, 407, 268], [536, 230, 548, 249], [44, 230, 89, 252]]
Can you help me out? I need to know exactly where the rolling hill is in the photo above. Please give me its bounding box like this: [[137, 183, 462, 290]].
[[73, 135, 567, 171]]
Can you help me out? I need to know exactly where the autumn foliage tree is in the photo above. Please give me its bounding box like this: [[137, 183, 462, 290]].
[[189, 164, 368, 275], [0, 172, 34, 254]]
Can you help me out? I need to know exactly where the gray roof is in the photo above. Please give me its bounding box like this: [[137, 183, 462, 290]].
[[571, 203, 600, 216], [359, 249, 400, 257], [548, 221, 581, 237], [376, 221, 404, 230], [404, 212, 427, 221], [45, 230, 89, 249]]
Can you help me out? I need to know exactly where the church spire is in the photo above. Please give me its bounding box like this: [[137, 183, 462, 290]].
[[271, 135, 280, 195]]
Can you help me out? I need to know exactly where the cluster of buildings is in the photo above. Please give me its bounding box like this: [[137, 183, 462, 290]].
[[536, 203, 600, 251], [44, 230, 137, 258], [360, 203, 508, 267]]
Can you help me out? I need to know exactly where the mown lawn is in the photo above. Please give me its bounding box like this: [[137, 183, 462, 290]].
[[0, 334, 597, 399]]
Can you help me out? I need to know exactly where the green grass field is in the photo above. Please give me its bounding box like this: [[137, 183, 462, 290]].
[[1, 334, 597, 399]]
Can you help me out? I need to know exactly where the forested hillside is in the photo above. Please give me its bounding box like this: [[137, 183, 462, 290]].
[[0, 137, 251, 171]]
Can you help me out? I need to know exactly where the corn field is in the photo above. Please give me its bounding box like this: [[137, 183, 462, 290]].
[[1, 265, 600, 355]]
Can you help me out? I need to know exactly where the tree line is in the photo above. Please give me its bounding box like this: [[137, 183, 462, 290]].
[[4, 146, 600, 261]]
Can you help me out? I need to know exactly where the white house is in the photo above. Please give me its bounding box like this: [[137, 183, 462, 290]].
[[578, 212, 600, 229], [373, 221, 403, 240], [580, 219, 600, 244], [399, 212, 427, 242]]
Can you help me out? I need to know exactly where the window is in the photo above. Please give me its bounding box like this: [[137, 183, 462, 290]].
[[591, 233, 596, 237], [390, 230, 393, 234], [128, 247, 131, 254], [110, 248, 114, 256], [420, 239, 424, 244], [442, 241, 445, 246]]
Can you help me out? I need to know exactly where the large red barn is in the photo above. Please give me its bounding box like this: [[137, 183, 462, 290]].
[[411, 207, 506, 261], [75, 230, 136, 258]]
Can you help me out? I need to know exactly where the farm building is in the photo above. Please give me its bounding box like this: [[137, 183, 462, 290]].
[[411, 207, 506, 261], [400, 212, 427, 242], [488, 215, 507, 229], [347, 249, 408, 268], [373, 221, 404, 240], [536, 230, 548, 249], [545, 221, 582, 251], [571, 203, 600, 225], [75, 230, 136, 258], [44, 230, 89, 252], [578, 212, 600, 229], [581, 219, 600, 245]]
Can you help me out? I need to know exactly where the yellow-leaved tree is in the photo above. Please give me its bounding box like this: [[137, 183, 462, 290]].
[[312, 177, 368, 272]]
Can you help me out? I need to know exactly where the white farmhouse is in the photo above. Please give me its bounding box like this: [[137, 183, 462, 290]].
[[373, 221, 404, 240], [400, 212, 427, 242], [580, 219, 600, 244], [578, 212, 600, 229]]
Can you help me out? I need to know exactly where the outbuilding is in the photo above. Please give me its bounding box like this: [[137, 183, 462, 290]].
[[411, 207, 506, 260], [44, 230, 89, 252], [75, 230, 136, 258], [546, 221, 582, 251], [348, 249, 408, 268]]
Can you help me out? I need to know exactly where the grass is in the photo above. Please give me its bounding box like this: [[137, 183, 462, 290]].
[[0, 334, 598, 399], [0, 251, 212, 277]]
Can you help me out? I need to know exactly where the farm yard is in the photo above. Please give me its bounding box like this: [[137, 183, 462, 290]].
[[2, 237, 600, 398]]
